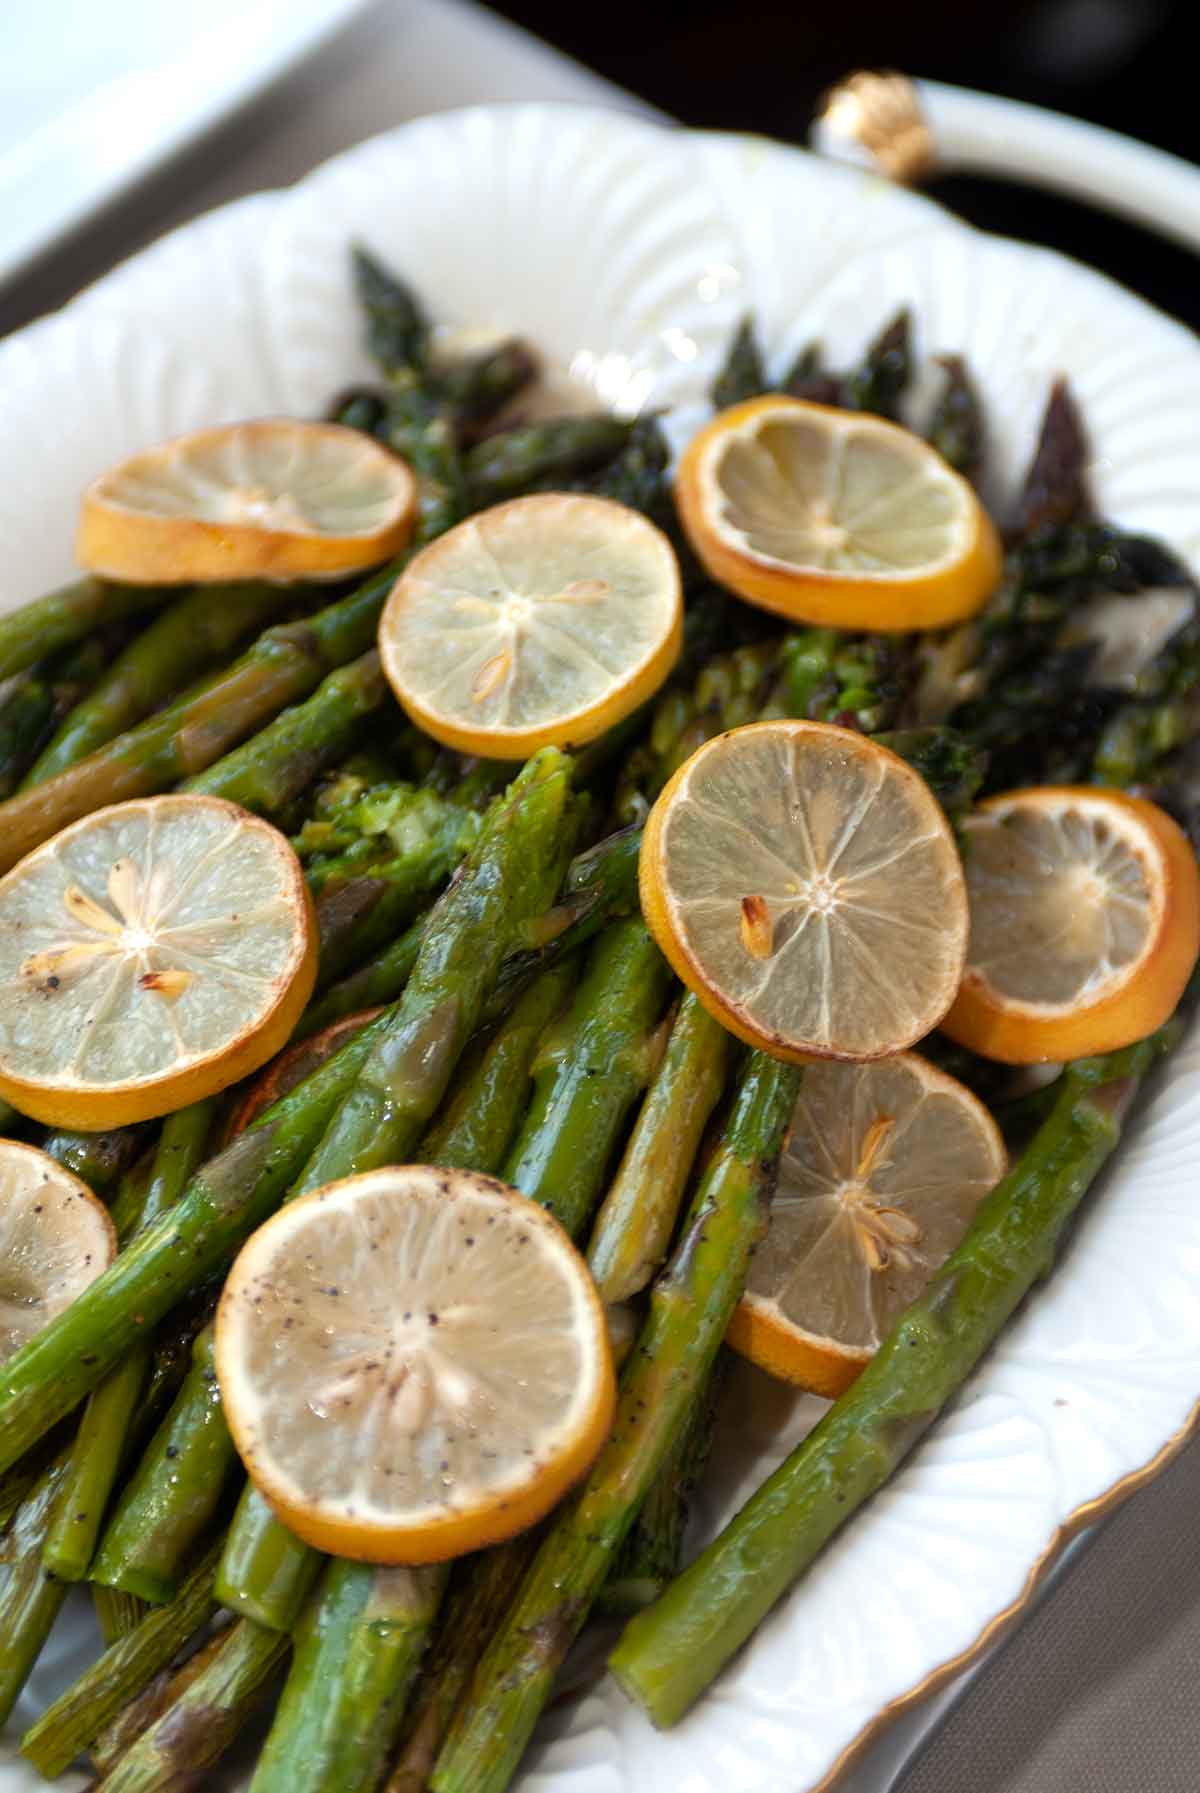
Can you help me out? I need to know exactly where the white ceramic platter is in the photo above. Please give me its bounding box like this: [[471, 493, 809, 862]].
[[3, 102, 1200, 1793]]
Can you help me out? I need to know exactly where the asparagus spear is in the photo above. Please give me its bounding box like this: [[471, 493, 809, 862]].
[[711, 317, 768, 409], [88, 1622, 231, 1773], [587, 992, 729, 1302], [464, 417, 633, 504], [418, 960, 576, 1169], [780, 340, 843, 405], [0, 562, 395, 875], [583, 414, 671, 515], [598, 1358, 725, 1617], [0, 578, 170, 683], [247, 1563, 443, 1793], [90, 1325, 239, 1604], [93, 1586, 149, 1646], [294, 749, 578, 1189], [430, 1052, 801, 1793], [0, 670, 56, 797], [845, 308, 912, 418], [498, 917, 672, 1235], [44, 1101, 219, 1583], [223, 913, 664, 1632], [23, 581, 295, 786], [927, 353, 986, 484], [293, 913, 426, 1039], [0, 1095, 22, 1134], [382, 372, 469, 542], [40, 1124, 147, 1196], [609, 1028, 1176, 1725], [98, 1617, 289, 1793], [1010, 375, 1093, 540], [435, 340, 539, 436], [0, 1449, 71, 1724], [353, 245, 430, 374], [19, 1534, 224, 1776], [182, 648, 389, 819]]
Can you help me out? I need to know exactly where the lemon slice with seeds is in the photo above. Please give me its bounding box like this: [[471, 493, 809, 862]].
[[726, 1054, 1006, 1397], [942, 786, 1200, 1063], [378, 493, 682, 757], [77, 420, 417, 584], [675, 396, 1002, 631], [640, 720, 968, 1062], [0, 795, 317, 1128], [216, 1166, 615, 1563], [0, 1140, 117, 1362]]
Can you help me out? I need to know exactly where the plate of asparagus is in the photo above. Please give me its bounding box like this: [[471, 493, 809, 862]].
[[3, 101, 1200, 1793]]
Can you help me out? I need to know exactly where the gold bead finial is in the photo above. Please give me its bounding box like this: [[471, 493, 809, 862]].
[[812, 71, 936, 185]]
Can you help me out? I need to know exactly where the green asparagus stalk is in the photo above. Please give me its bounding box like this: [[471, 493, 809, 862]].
[[98, 1617, 289, 1793], [42, 1101, 220, 1583], [384, 1544, 544, 1793], [293, 913, 427, 1039], [251, 1562, 445, 1793], [92, 1585, 149, 1646], [90, 1324, 239, 1604], [216, 963, 577, 1634], [498, 917, 672, 1236], [40, 1124, 148, 1196], [927, 354, 986, 484], [711, 317, 768, 408], [0, 1450, 71, 1725], [19, 1534, 223, 1776], [381, 373, 469, 543], [0, 578, 171, 683], [583, 414, 671, 515], [309, 803, 480, 988], [598, 1357, 725, 1617], [845, 308, 912, 418], [0, 671, 56, 797], [1010, 374, 1092, 540], [0, 1094, 22, 1134], [182, 648, 389, 819], [609, 1029, 1176, 1726], [464, 417, 633, 504], [292, 749, 578, 1191], [353, 245, 430, 374], [431, 1052, 801, 1793], [436, 340, 539, 435], [418, 960, 577, 1169], [88, 1623, 231, 1773], [0, 562, 395, 875], [587, 993, 729, 1302], [23, 581, 296, 786], [304, 804, 641, 1047]]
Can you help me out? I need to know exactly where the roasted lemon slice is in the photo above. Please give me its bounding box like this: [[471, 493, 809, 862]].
[[640, 721, 968, 1062], [0, 795, 317, 1127], [943, 786, 1200, 1063], [675, 396, 1001, 630], [216, 1166, 615, 1563], [727, 1054, 1006, 1397], [77, 420, 417, 584], [378, 493, 682, 757], [0, 1140, 117, 1362]]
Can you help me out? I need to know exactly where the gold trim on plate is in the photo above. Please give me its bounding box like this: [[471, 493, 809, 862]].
[[813, 1393, 1200, 1793]]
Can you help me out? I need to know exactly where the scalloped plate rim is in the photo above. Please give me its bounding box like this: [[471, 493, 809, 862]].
[[3, 99, 1200, 1793]]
